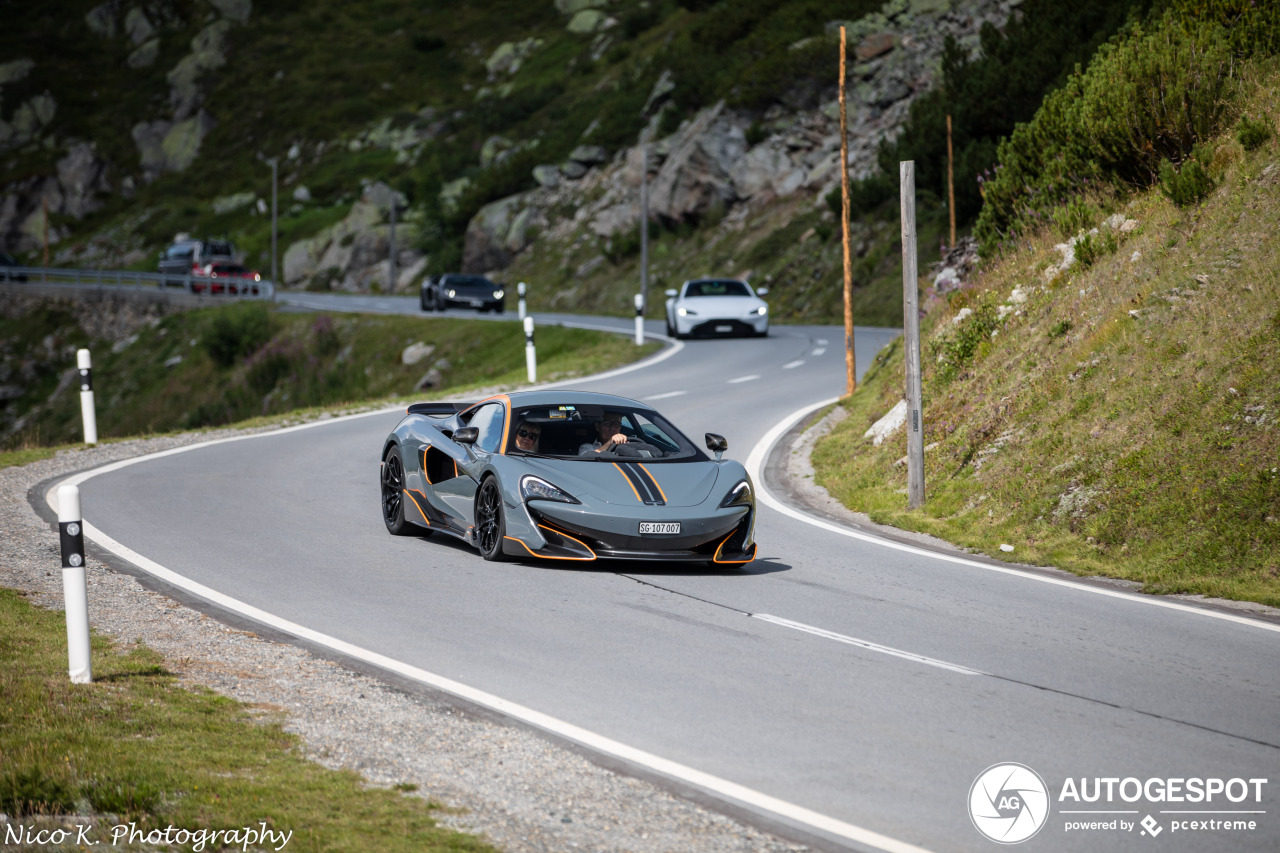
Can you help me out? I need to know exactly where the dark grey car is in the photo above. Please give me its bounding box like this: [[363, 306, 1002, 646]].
[[420, 273, 505, 313]]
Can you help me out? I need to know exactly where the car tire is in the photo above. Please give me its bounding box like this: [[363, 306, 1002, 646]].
[[474, 477, 508, 562], [381, 447, 413, 536], [665, 319, 675, 337]]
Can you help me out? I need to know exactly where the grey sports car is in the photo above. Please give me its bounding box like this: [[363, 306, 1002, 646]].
[[380, 390, 757, 565]]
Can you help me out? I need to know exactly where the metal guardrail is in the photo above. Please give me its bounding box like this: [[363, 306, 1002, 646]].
[[0, 265, 276, 300]]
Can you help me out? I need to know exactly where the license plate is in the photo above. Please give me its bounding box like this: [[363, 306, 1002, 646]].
[[715, 324, 733, 333], [469, 299, 483, 307], [639, 522, 681, 534]]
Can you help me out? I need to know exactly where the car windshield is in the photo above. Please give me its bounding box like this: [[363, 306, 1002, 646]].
[[685, 280, 751, 298], [446, 276, 494, 289], [211, 264, 248, 274], [505, 404, 706, 462], [204, 241, 234, 256]]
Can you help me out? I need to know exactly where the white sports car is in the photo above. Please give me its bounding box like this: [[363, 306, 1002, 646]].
[[664, 278, 769, 339]]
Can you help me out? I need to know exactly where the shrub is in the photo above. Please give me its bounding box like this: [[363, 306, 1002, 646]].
[[1074, 229, 1118, 267], [1237, 113, 1273, 150], [930, 301, 1001, 381], [1051, 198, 1101, 239], [204, 303, 277, 368], [1049, 319, 1073, 338], [1158, 157, 1216, 206], [976, 14, 1238, 252]]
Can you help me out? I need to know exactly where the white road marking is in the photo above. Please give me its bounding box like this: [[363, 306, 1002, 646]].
[[645, 391, 687, 400], [752, 614, 982, 675], [744, 399, 1280, 635], [817, 338, 829, 345], [45, 424, 937, 853], [782, 360, 805, 370], [811, 348, 826, 357], [728, 375, 760, 384]]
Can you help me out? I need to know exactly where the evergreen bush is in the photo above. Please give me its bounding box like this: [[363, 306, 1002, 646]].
[[1237, 113, 1274, 150]]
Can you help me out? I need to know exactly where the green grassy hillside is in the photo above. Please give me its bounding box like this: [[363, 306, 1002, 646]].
[[812, 65, 1280, 606]]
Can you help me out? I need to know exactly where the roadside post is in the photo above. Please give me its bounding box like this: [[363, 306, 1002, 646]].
[[518, 281, 527, 321], [58, 484, 92, 684], [77, 349, 98, 445], [900, 161, 925, 508], [634, 293, 645, 345], [524, 316, 537, 384]]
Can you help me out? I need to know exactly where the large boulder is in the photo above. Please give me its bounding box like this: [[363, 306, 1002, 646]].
[[733, 144, 804, 200], [56, 142, 110, 218], [649, 102, 746, 222], [208, 0, 253, 24], [167, 20, 232, 118], [463, 193, 529, 273], [124, 8, 154, 44]]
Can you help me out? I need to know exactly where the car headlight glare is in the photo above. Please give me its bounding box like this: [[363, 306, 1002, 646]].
[[448, 289, 456, 298], [719, 480, 752, 508], [521, 475, 580, 504], [493, 289, 504, 299], [756, 306, 767, 315], [678, 307, 696, 317]]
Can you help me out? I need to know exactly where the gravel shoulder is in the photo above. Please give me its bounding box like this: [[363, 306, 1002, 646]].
[[2, 424, 809, 853]]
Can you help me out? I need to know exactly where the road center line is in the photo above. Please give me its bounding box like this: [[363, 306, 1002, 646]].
[[782, 360, 805, 370], [728, 375, 760, 384], [751, 614, 983, 675], [810, 348, 826, 357], [645, 391, 687, 400]]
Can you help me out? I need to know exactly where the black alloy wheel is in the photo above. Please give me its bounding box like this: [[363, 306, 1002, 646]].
[[665, 318, 675, 337], [381, 447, 412, 535], [474, 477, 508, 561]]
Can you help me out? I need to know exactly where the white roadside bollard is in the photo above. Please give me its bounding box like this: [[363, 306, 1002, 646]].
[[58, 484, 92, 684], [524, 316, 537, 384], [77, 348, 97, 445], [634, 293, 645, 346], [517, 281, 527, 321]]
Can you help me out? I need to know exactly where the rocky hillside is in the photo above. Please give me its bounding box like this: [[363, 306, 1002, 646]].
[[2, 0, 1033, 327]]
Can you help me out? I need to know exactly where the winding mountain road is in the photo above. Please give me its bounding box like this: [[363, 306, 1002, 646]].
[[53, 298, 1280, 852]]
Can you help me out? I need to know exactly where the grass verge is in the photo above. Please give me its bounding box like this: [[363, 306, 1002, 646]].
[[810, 79, 1280, 608], [0, 588, 494, 852]]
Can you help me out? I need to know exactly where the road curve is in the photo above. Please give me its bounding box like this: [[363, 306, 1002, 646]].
[[55, 306, 1280, 853]]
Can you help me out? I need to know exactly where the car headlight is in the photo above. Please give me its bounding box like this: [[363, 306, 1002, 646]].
[[448, 289, 456, 298], [678, 307, 696, 317], [755, 305, 767, 315], [493, 289, 504, 299], [719, 480, 752, 508], [521, 475, 580, 504]]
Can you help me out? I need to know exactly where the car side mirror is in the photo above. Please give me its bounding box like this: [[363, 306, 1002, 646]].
[[755, 286, 768, 297], [664, 289, 677, 298], [454, 427, 479, 445], [705, 433, 727, 460]]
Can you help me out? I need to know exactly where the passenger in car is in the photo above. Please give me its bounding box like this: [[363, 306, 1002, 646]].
[[513, 420, 541, 453]]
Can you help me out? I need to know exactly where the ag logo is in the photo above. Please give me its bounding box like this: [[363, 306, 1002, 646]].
[[969, 763, 1050, 844]]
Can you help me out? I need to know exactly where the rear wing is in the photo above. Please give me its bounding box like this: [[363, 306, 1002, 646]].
[[407, 401, 472, 417]]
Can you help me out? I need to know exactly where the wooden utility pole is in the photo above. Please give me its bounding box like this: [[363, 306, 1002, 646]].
[[946, 115, 956, 249], [839, 26, 856, 396], [900, 161, 925, 509]]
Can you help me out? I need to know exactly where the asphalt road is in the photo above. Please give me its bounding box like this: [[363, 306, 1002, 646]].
[[65, 300, 1279, 853]]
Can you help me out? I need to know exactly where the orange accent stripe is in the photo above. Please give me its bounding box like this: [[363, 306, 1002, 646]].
[[638, 463, 667, 503], [612, 463, 643, 502], [403, 489, 430, 526], [421, 448, 431, 484], [504, 529, 597, 562], [713, 532, 755, 564]]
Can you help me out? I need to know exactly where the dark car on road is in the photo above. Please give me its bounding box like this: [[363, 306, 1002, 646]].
[[158, 238, 237, 285], [0, 252, 28, 282], [421, 273, 505, 313]]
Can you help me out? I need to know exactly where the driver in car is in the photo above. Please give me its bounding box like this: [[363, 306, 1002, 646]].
[[579, 412, 629, 455]]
